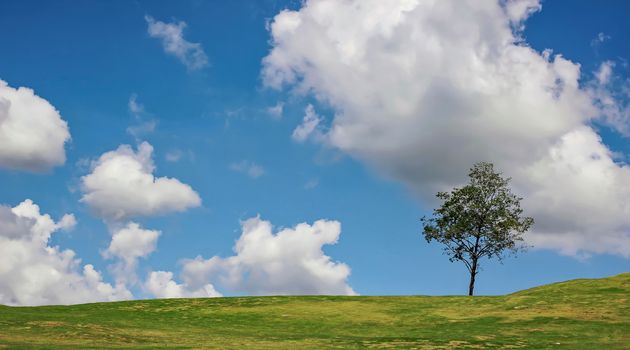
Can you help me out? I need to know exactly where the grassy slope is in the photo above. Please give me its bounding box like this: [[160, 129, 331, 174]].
[[0, 273, 628, 349]]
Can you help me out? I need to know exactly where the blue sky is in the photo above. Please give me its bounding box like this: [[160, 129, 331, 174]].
[[0, 0, 629, 305]]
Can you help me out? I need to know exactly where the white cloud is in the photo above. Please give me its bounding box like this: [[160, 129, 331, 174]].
[[103, 222, 160, 285], [144, 271, 221, 299], [0, 200, 130, 306], [80, 142, 201, 222], [146, 16, 208, 71], [229, 160, 265, 178], [292, 104, 324, 143], [263, 0, 630, 257], [267, 101, 284, 119], [503, 0, 541, 29], [0, 80, 71, 172], [179, 217, 356, 296]]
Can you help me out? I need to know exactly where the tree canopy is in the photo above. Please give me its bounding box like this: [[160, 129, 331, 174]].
[[421, 162, 534, 295]]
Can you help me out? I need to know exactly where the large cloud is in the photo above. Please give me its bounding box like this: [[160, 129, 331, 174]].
[[178, 217, 355, 296], [0, 200, 130, 306], [0, 80, 70, 172], [80, 142, 201, 222], [262, 0, 630, 257]]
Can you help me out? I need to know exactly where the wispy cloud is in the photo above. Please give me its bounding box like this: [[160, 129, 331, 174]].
[[267, 101, 284, 120], [292, 104, 325, 143], [229, 160, 265, 179], [128, 93, 144, 115], [145, 15, 208, 71], [591, 32, 611, 48], [126, 94, 157, 139], [304, 178, 319, 189], [165, 150, 183, 162]]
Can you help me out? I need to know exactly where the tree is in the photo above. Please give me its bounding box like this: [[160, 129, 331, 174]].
[[421, 162, 533, 296]]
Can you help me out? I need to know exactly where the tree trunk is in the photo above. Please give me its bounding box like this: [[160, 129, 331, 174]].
[[468, 258, 478, 296]]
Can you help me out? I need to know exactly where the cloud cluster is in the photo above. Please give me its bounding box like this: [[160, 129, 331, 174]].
[[146, 16, 208, 71], [0, 200, 130, 306], [80, 142, 201, 222], [263, 0, 630, 257], [80, 142, 201, 293], [176, 217, 355, 296], [0, 80, 70, 172]]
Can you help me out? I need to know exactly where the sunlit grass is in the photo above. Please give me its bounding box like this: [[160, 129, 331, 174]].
[[1, 273, 628, 349]]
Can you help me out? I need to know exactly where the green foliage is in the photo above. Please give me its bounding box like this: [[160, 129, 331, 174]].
[[421, 162, 534, 295], [0, 273, 628, 349]]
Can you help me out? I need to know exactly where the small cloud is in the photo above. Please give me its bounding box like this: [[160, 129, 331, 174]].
[[596, 60, 614, 85], [590, 33, 611, 58], [267, 101, 284, 120], [591, 32, 611, 49], [229, 160, 265, 179], [125, 94, 157, 138], [145, 15, 208, 71], [75, 157, 92, 172], [292, 104, 325, 143], [165, 150, 183, 163], [304, 178, 319, 189], [128, 94, 144, 116]]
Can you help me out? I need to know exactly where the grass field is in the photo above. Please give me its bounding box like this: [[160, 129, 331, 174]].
[[0, 273, 628, 349]]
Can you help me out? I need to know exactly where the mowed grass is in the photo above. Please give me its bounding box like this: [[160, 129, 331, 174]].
[[0, 273, 628, 349]]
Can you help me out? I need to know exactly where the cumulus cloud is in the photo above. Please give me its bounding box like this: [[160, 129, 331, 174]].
[[292, 104, 325, 143], [0, 80, 71, 172], [144, 271, 221, 299], [229, 160, 265, 178], [178, 217, 355, 296], [146, 16, 208, 71], [262, 0, 630, 257], [103, 222, 160, 285], [0, 200, 130, 306], [80, 142, 201, 222]]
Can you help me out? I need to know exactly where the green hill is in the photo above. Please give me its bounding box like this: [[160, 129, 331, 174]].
[[1, 273, 628, 349]]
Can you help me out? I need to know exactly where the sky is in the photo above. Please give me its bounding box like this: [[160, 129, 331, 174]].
[[0, 0, 629, 306]]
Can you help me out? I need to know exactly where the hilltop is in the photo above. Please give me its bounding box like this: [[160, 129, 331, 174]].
[[1, 273, 628, 349]]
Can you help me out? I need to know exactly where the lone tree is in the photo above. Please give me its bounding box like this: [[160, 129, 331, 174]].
[[421, 162, 533, 296]]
